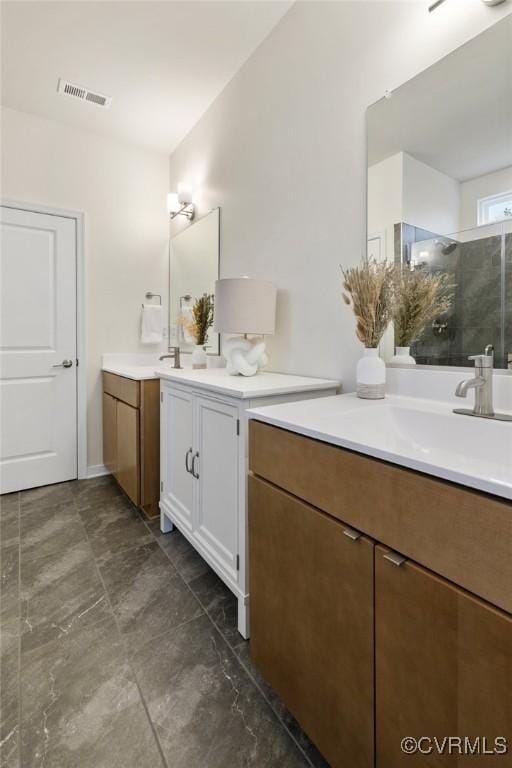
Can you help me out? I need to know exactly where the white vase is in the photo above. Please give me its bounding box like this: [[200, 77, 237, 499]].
[[356, 347, 386, 399], [191, 344, 207, 369], [390, 346, 416, 366]]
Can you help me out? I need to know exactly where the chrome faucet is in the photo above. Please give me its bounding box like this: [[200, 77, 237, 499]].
[[159, 346, 182, 369], [454, 345, 511, 421]]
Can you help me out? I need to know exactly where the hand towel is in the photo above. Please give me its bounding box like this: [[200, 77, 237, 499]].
[[141, 304, 164, 344]]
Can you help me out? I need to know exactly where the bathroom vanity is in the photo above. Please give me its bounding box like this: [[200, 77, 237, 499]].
[[102, 359, 161, 517], [248, 394, 512, 768], [157, 368, 339, 637]]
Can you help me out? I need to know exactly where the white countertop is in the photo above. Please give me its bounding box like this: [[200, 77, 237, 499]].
[[156, 368, 340, 399], [102, 353, 163, 380], [102, 363, 160, 381], [248, 393, 512, 501]]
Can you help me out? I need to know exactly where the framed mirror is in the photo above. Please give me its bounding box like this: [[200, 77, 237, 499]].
[[367, 16, 512, 369], [169, 207, 220, 355]]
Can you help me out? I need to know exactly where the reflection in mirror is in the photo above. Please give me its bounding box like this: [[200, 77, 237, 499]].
[[367, 16, 512, 369], [169, 208, 220, 355]]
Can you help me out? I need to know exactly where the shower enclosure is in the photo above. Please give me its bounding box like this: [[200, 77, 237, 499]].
[[394, 221, 512, 369]]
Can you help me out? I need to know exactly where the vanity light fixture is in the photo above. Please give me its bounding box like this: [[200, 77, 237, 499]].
[[429, 0, 505, 10], [167, 182, 195, 221]]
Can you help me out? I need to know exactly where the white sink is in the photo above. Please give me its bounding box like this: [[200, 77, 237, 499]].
[[248, 394, 512, 500]]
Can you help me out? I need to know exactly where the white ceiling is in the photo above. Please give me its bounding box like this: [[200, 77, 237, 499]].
[[368, 14, 512, 182], [1, 0, 293, 155]]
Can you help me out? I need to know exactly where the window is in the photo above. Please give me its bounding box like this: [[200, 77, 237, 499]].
[[477, 190, 512, 226]]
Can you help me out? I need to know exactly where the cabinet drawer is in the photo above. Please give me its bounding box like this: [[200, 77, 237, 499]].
[[249, 420, 512, 614], [103, 371, 140, 408]]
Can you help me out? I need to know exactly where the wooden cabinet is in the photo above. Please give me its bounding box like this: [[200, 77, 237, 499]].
[[248, 421, 512, 768], [116, 400, 140, 504], [249, 420, 512, 614], [249, 476, 374, 768], [375, 544, 512, 768], [102, 373, 159, 516], [102, 392, 117, 474]]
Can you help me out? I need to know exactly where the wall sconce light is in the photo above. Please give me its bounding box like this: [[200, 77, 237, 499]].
[[429, 0, 505, 10], [167, 182, 195, 220]]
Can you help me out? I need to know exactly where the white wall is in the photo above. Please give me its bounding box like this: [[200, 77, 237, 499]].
[[402, 153, 460, 236], [1, 107, 169, 470], [367, 153, 403, 262], [168, 0, 511, 388], [460, 164, 512, 231], [368, 151, 460, 252]]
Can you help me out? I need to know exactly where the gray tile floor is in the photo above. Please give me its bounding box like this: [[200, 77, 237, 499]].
[[0, 476, 328, 768]]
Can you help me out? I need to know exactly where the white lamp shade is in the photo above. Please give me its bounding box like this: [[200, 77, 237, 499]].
[[177, 182, 193, 205], [214, 278, 276, 335], [167, 192, 180, 213]]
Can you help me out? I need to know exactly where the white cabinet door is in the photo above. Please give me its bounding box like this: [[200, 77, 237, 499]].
[[161, 385, 195, 532], [0, 206, 77, 493], [194, 395, 239, 583]]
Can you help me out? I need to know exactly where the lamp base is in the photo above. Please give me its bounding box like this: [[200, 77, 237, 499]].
[[223, 336, 269, 377]]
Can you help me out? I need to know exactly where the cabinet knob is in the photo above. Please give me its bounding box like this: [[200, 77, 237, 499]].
[[185, 448, 193, 474], [382, 550, 407, 567], [191, 451, 200, 479], [343, 527, 362, 541]]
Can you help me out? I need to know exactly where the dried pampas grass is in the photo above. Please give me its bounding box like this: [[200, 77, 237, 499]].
[[341, 258, 394, 348], [179, 293, 214, 345], [393, 269, 453, 347]]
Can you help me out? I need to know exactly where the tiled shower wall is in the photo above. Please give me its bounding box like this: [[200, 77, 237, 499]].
[[395, 223, 511, 368]]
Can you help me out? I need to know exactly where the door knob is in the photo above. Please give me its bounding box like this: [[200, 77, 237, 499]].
[[52, 359, 73, 368]]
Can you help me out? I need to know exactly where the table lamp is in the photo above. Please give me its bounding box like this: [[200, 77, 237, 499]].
[[214, 277, 276, 376]]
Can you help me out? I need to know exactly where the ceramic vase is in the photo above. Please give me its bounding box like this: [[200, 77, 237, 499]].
[[356, 347, 386, 399], [191, 344, 207, 370], [390, 346, 416, 365]]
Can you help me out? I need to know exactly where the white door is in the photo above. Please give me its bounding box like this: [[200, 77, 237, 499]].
[[367, 232, 384, 260], [161, 385, 195, 532], [194, 395, 239, 583], [0, 206, 77, 493]]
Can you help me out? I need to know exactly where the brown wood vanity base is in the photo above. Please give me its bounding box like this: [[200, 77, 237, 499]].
[[248, 420, 512, 768], [375, 545, 512, 768], [249, 420, 512, 614], [249, 475, 374, 768], [102, 373, 160, 516]]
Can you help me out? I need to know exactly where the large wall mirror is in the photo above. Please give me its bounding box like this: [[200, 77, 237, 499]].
[[169, 207, 220, 355], [367, 16, 512, 369]]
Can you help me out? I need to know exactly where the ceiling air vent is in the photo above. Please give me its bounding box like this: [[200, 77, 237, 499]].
[[57, 78, 112, 108]]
